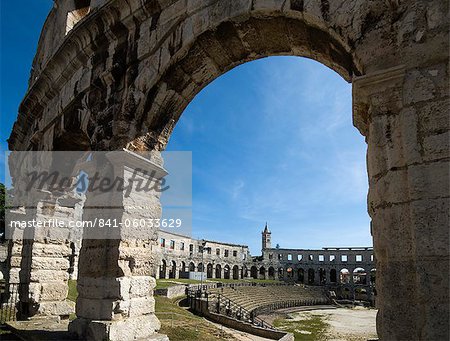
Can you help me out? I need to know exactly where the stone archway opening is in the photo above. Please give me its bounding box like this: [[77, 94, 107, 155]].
[[207, 263, 214, 279], [232, 265, 239, 280], [340, 268, 350, 284], [353, 267, 367, 285], [223, 265, 231, 280], [8, 2, 448, 340], [215, 264, 222, 279], [298, 268, 305, 283], [307, 268, 315, 285], [330, 269, 337, 283], [159, 260, 167, 280]]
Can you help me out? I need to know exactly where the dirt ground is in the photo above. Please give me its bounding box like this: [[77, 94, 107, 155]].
[[290, 307, 378, 341]]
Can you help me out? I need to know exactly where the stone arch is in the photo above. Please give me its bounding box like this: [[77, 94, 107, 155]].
[[159, 259, 167, 279], [340, 268, 350, 284], [189, 262, 195, 272], [197, 263, 204, 273], [215, 264, 222, 279], [307, 268, 315, 285], [232, 265, 239, 280], [179, 261, 186, 278], [133, 14, 361, 153], [330, 269, 337, 283], [224, 265, 231, 280], [278, 267, 284, 279], [286, 267, 294, 279], [370, 268, 376, 285], [353, 267, 367, 285], [169, 261, 176, 279], [319, 268, 326, 285], [242, 266, 248, 279], [9, 1, 449, 340], [207, 263, 213, 279], [250, 266, 258, 279], [297, 268, 304, 283], [259, 266, 266, 280]]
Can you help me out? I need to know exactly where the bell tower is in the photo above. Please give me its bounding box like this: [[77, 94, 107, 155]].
[[262, 222, 271, 250]]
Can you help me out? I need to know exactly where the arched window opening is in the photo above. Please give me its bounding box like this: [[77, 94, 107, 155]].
[[353, 267, 367, 285], [370, 268, 376, 285], [308, 268, 315, 285], [207, 264, 213, 278], [215, 264, 222, 279], [232, 265, 239, 280], [169, 261, 176, 279], [330, 269, 337, 283], [179, 261, 186, 278], [286, 267, 293, 279], [159, 260, 167, 279], [259, 267, 266, 280], [224, 265, 230, 279], [319, 268, 326, 285], [298, 268, 304, 283], [340, 268, 350, 284]]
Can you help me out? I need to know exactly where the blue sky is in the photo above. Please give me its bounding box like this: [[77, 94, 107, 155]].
[[1, 2, 372, 254], [1, 1, 54, 175], [166, 57, 371, 253]]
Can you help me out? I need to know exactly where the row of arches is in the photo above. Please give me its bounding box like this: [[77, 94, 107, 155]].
[[158, 260, 376, 285], [249, 266, 376, 285], [158, 260, 245, 280]]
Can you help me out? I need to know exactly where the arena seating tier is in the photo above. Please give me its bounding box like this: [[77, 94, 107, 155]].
[[207, 284, 329, 313]]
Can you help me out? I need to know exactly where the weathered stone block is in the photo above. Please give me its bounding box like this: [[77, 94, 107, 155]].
[[76, 297, 116, 320], [31, 256, 70, 271], [40, 282, 69, 301], [36, 300, 75, 317]]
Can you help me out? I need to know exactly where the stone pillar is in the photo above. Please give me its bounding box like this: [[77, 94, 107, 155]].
[[6, 152, 86, 321], [8, 199, 76, 320], [353, 64, 449, 340], [174, 263, 179, 279], [68, 150, 168, 341]]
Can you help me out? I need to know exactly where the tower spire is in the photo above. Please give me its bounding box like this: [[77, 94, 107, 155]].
[[262, 222, 271, 250], [264, 221, 270, 233]]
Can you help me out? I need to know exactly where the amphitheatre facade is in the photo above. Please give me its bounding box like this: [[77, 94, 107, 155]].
[[3, 0, 449, 340], [156, 226, 375, 295]]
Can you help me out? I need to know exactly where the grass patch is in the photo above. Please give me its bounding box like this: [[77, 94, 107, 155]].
[[67, 279, 78, 302], [155, 296, 232, 340], [273, 314, 329, 341]]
